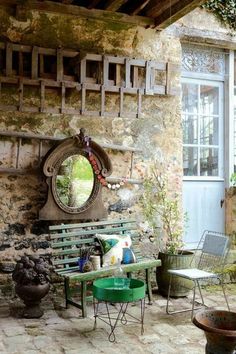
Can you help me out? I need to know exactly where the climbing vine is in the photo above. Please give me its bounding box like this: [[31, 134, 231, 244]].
[[202, 0, 236, 31]]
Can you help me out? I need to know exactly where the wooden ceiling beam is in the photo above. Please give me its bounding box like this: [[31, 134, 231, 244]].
[[145, 0, 179, 18], [154, 0, 207, 29], [87, 0, 101, 9], [0, 0, 154, 27], [130, 0, 151, 16], [104, 0, 128, 12]]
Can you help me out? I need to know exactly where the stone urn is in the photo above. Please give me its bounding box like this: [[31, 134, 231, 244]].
[[15, 282, 50, 318], [193, 310, 236, 354], [12, 255, 51, 318]]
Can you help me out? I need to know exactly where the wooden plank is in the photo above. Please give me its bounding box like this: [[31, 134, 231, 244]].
[[18, 52, 23, 76], [87, 0, 101, 9], [101, 85, 105, 116], [119, 87, 123, 117], [6, 42, 13, 77], [39, 54, 44, 78], [0, 0, 154, 27], [18, 79, 23, 111], [12, 43, 31, 53], [103, 56, 109, 86], [80, 58, 86, 84], [40, 80, 45, 112], [31, 46, 39, 79], [38, 47, 56, 56], [115, 64, 121, 86], [125, 58, 131, 88], [57, 48, 63, 82], [81, 83, 85, 114], [16, 137, 21, 169], [132, 66, 139, 88], [129, 59, 146, 67], [137, 88, 142, 117], [130, 0, 151, 15], [85, 53, 103, 61], [61, 82, 65, 112], [154, 0, 207, 29], [0, 130, 141, 152], [105, 56, 125, 65], [104, 0, 128, 12], [0, 167, 39, 175]]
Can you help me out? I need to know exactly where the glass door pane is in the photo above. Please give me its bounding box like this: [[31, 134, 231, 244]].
[[182, 80, 222, 178]]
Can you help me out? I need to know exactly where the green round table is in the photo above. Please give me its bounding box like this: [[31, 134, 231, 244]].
[[93, 277, 146, 342]]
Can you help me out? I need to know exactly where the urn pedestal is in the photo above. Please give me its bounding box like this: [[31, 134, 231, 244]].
[[15, 283, 50, 318]]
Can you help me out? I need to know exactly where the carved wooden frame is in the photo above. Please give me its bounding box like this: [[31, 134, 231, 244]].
[[39, 129, 112, 221]]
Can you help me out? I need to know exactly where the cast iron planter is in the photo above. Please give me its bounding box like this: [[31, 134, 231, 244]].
[[15, 283, 50, 318], [12, 255, 51, 318]]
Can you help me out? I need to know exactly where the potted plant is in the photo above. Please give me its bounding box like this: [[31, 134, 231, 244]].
[[140, 164, 193, 297], [12, 255, 51, 318]]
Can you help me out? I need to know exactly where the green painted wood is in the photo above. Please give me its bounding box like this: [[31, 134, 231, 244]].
[[53, 257, 79, 266], [50, 225, 136, 240], [55, 259, 161, 280], [49, 218, 136, 231], [49, 218, 161, 318]]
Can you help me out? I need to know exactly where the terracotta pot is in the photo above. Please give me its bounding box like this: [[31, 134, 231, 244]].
[[15, 283, 50, 318], [193, 310, 236, 354]]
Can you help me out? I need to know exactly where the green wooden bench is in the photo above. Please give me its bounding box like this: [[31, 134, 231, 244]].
[[49, 218, 161, 317]]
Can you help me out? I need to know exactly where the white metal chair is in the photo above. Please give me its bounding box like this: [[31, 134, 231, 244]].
[[166, 230, 231, 319]]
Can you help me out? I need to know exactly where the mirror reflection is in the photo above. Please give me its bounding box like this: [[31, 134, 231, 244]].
[[56, 155, 94, 208]]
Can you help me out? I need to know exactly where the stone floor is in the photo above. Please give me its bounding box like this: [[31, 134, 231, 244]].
[[0, 284, 236, 354]]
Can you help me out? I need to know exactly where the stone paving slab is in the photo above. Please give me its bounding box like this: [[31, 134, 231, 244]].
[[0, 284, 235, 354]]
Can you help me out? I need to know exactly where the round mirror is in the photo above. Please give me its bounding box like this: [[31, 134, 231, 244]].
[[55, 154, 94, 209]]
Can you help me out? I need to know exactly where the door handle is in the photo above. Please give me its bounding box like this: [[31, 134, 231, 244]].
[[220, 199, 224, 208]]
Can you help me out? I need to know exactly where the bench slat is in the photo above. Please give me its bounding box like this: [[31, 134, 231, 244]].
[[55, 259, 161, 281], [49, 218, 136, 231], [50, 225, 137, 240]]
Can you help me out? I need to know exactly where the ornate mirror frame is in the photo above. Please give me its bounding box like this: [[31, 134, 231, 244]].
[[39, 129, 112, 220]]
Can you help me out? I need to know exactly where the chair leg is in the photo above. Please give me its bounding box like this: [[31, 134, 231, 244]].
[[166, 277, 204, 316], [166, 274, 173, 314], [196, 280, 205, 307], [219, 278, 230, 311]]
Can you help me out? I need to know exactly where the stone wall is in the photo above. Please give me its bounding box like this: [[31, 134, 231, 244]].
[[0, 6, 183, 297]]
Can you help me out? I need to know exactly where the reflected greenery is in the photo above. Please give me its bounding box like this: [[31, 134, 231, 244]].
[[56, 155, 94, 208]]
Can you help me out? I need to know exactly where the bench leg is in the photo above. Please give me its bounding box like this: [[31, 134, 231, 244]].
[[64, 278, 70, 309], [127, 272, 132, 278], [81, 281, 87, 318], [146, 268, 153, 305]]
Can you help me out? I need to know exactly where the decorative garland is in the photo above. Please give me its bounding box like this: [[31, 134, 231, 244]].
[[202, 0, 236, 31], [83, 134, 128, 190]]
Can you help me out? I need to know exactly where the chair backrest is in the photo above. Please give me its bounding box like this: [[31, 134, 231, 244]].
[[196, 231, 230, 272]]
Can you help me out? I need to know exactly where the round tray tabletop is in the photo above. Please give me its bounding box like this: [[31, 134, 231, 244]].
[[93, 277, 146, 303]]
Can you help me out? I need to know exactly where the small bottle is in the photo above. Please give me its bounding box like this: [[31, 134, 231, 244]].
[[114, 258, 125, 289]]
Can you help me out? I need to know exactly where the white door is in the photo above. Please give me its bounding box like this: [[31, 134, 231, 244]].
[[182, 79, 225, 248]]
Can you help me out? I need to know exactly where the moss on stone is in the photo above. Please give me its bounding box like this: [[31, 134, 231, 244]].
[[0, 9, 11, 36], [22, 13, 59, 48]]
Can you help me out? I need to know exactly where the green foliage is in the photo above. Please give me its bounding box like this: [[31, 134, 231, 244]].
[[202, 0, 236, 30], [230, 172, 236, 186], [140, 166, 184, 255]]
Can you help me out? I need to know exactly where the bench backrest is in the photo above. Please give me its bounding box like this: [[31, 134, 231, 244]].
[[49, 218, 142, 272]]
